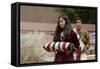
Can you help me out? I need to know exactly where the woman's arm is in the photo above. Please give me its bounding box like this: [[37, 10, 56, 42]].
[[71, 31, 80, 49], [71, 31, 80, 60]]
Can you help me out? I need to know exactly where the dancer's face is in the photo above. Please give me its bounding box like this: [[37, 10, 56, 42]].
[[59, 17, 65, 29]]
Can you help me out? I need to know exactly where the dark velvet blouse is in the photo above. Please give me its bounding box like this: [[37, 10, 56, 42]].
[[53, 30, 80, 62]]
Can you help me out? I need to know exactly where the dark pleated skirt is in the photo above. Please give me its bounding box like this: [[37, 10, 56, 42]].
[[54, 52, 74, 62]]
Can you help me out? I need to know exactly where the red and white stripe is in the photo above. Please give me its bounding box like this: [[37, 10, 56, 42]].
[[54, 42, 60, 51], [43, 42, 71, 52], [49, 42, 55, 52]]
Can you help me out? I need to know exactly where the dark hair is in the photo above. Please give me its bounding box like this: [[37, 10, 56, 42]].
[[74, 17, 81, 23], [54, 15, 73, 41]]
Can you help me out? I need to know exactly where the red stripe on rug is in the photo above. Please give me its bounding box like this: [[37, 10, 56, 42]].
[[62, 42, 67, 52], [47, 42, 51, 52]]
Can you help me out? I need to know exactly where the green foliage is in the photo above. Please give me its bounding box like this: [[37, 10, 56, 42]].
[[55, 8, 96, 24]]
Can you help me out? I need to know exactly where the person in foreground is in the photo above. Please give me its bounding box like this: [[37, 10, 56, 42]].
[[53, 15, 80, 62]]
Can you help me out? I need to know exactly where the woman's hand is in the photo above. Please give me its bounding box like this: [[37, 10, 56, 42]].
[[66, 43, 74, 55]]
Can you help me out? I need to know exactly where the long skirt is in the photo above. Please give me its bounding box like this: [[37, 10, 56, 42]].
[[54, 52, 74, 62]]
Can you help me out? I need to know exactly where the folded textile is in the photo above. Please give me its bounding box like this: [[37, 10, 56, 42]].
[[43, 42, 74, 52]]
